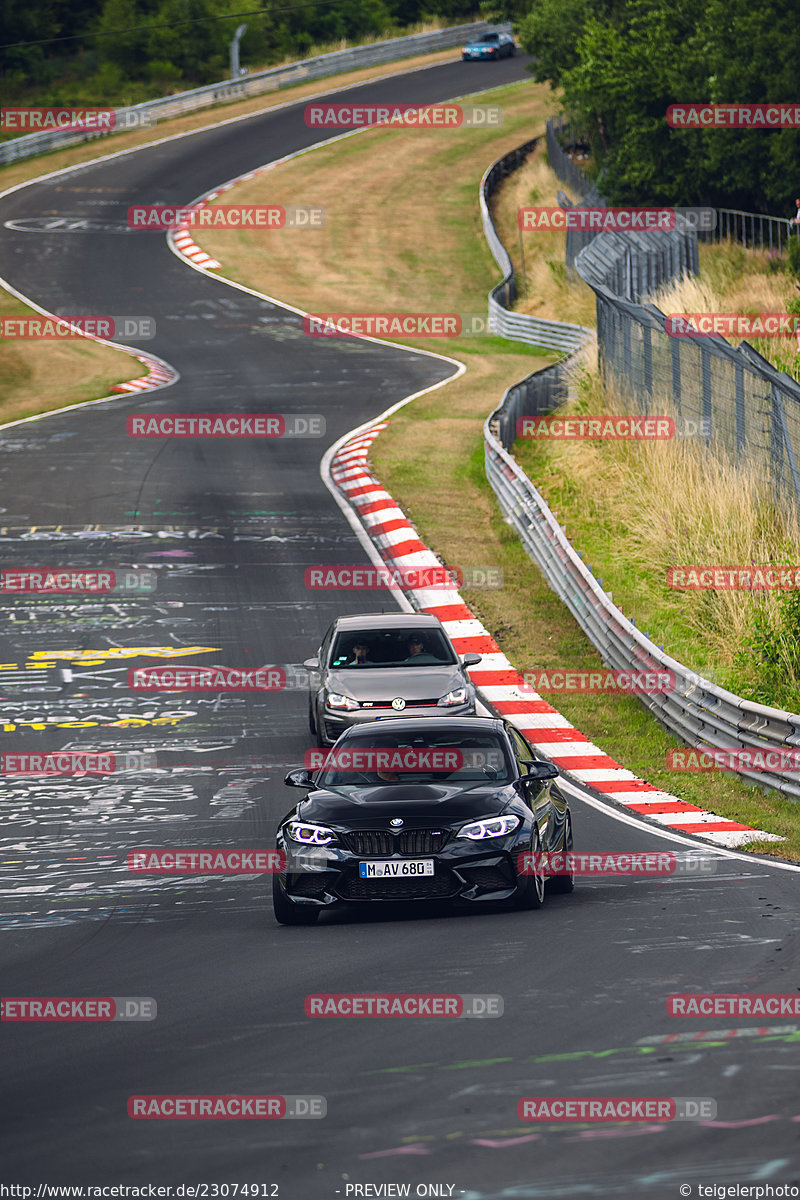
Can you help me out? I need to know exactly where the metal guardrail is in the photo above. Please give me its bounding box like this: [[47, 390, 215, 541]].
[[479, 140, 591, 354], [0, 22, 503, 166], [481, 125, 800, 801]]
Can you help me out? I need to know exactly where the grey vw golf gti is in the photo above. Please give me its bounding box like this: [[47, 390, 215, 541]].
[[305, 613, 481, 746]]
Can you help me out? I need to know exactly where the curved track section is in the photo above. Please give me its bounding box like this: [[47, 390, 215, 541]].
[[0, 58, 798, 1198]]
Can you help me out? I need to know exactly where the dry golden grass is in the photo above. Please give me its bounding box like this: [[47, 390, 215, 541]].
[[652, 244, 800, 378], [196, 83, 560, 320], [516, 355, 800, 686], [0, 295, 139, 424]]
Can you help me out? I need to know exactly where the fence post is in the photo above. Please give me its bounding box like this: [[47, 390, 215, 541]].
[[735, 363, 746, 456], [701, 344, 712, 445], [671, 334, 682, 421], [642, 324, 653, 414]]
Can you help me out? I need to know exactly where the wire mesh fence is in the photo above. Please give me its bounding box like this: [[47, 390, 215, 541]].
[[545, 117, 800, 511]]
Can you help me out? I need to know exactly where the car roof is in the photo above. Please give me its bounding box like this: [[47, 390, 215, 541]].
[[338, 716, 507, 739], [332, 613, 445, 632]]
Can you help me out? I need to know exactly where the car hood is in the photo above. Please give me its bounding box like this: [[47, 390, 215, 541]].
[[296, 781, 516, 825], [325, 666, 464, 701]]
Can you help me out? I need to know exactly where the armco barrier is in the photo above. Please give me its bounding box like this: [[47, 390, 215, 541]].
[[481, 129, 800, 800], [0, 22, 504, 166], [480, 140, 590, 354]]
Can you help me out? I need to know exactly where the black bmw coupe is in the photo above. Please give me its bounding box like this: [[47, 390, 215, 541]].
[[273, 716, 573, 924]]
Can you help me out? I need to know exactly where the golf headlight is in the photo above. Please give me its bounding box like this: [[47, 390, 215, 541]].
[[327, 692, 359, 711], [457, 815, 520, 840], [285, 821, 338, 846], [438, 687, 467, 707]]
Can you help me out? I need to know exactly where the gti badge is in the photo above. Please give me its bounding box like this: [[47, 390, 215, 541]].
[[391, 697, 406, 710], [390, 818, 404, 828]]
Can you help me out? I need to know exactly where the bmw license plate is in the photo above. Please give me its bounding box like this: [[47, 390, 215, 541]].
[[359, 859, 434, 878]]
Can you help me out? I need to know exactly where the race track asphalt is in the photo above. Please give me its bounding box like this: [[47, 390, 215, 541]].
[[0, 55, 798, 1199]]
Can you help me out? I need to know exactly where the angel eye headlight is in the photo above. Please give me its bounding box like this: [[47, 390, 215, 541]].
[[457, 815, 520, 840], [285, 821, 337, 846]]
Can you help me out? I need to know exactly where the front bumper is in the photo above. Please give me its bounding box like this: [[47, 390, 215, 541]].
[[276, 829, 531, 908]]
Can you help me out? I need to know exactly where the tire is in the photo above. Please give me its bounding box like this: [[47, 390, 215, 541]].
[[548, 812, 575, 894], [272, 875, 319, 925], [516, 826, 546, 910], [314, 717, 327, 749], [311, 700, 327, 747]]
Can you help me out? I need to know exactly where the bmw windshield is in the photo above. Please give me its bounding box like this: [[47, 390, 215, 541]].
[[315, 730, 514, 790]]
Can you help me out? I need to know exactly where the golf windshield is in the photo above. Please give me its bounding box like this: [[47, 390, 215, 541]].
[[330, 628, 457, 668]]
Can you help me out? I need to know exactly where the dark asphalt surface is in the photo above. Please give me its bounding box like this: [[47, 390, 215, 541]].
[[0, 56, 798, 1200]]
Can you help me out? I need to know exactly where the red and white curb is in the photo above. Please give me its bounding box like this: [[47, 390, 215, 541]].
[[171, 227, 221, 271], [329, 424, 782, 850], [110, 353, 178, 393], [168, 172, 267, 272]]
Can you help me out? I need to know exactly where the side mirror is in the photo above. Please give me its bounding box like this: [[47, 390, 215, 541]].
[[303, 656, 320, 670], [522, 760, 559, 781], [462, 652, 482, 667], [284, 768, 314, 788]]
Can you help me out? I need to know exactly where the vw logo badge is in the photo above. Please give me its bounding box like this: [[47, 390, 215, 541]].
[[391, 697, 406, 710], [390, 818, 404, 828]]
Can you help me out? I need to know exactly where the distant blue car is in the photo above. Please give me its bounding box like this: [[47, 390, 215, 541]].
[[462, 31, 516, 60]]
